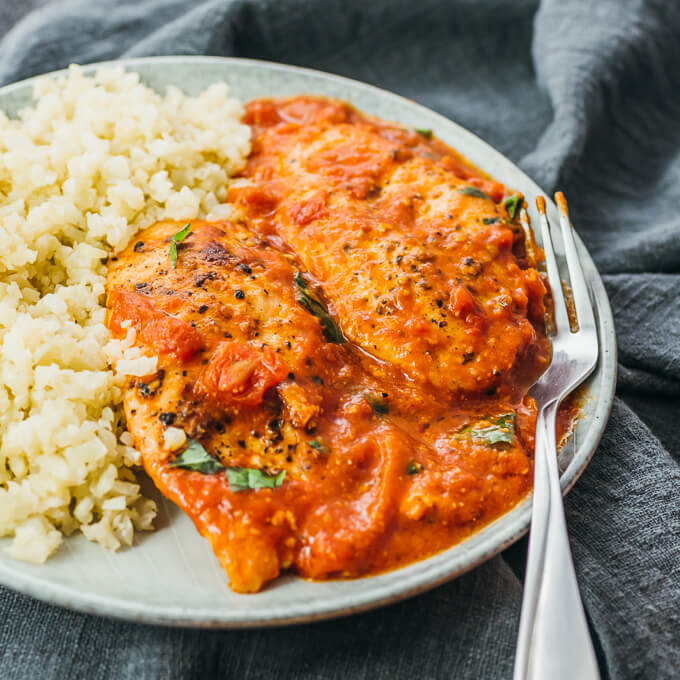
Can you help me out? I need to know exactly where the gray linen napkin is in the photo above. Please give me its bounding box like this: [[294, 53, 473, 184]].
[[0, 1, 678, 678]]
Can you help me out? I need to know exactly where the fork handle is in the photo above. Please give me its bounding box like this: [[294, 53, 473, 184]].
[[513, 401, 600, 680]]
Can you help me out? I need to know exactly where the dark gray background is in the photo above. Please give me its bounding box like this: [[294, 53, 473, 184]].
[[0, 1, 678, 678]]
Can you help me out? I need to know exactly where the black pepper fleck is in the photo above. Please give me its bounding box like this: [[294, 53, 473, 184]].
[[137, 382, 151, 397]]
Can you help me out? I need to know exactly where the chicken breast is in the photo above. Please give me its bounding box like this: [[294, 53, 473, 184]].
[[229, 97, 547, 396]]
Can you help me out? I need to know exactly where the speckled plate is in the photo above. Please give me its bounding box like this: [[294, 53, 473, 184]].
[[0, 56, 617, 628]]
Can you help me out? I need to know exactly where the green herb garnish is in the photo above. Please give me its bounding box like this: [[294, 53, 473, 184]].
[[458, 186, 491, 200], [169, 438, 286, 491], [225, 467, 286, 492], [406, 459, 424, 475], [459, 413, 516, 446], [168, 437, 224, 474], [308, 439, 324, 452], [169, 222, 192, 268], [415, 128, 433, 139], [482, 217, 500, 225], [295, 271, 345, 343], [294, 270, 307, 289], [366, 393, 390, 415], [503, 194, 523, 219]]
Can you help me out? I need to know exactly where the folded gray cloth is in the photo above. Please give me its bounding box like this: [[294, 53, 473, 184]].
[[0, 1, 678, 678]]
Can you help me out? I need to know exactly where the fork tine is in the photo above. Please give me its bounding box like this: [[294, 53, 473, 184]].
[[535, 196, 570, 333], [555, 192, 596, 333], [518, 202, 540, 269]]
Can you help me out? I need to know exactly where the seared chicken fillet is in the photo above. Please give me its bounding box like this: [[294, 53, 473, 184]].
[[107, 216, 542, 593], [230, 97, 547, 395]]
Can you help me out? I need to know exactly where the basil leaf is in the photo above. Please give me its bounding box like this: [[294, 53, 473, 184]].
[[458, 186, 491, 200], [169, 439, 287, 491], [406, 459, 424, 475], [308, 439, 324, 452], [295, 272, 345, 343], [225, 467, 286, 492], [366, 393, 390, 415], [169, 222, 192, 269], [415, 128, 433, 139], [460, 413, 516, 446], [294, 270, 308, 289], [169, 438, 224, 474], [172, 222, 192, 242], [169, 240, 178, 268], [503, 194, 522, 219]]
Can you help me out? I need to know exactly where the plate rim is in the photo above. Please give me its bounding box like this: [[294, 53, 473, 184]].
[[0, 55, 617, 628]]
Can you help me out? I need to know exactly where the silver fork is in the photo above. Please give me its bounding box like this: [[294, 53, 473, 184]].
[[513, 193, 600, 680]]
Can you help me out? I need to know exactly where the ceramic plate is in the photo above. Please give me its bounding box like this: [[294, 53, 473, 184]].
[[0, 57, 617, 627]]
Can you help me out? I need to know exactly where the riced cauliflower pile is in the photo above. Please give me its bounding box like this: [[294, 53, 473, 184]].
[[0, 65, 250, 562]]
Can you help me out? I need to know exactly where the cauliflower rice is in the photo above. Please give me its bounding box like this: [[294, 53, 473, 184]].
[[0, 65, 251, 562]]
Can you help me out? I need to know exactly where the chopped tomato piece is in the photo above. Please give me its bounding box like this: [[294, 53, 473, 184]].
[[107, 289, 203, 361], [286, 193, 328, 226], [197, 341, 288, 408], [449, 284, 476, 318], [243, 99, 281, 127], [230, 181, 283, 216]]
